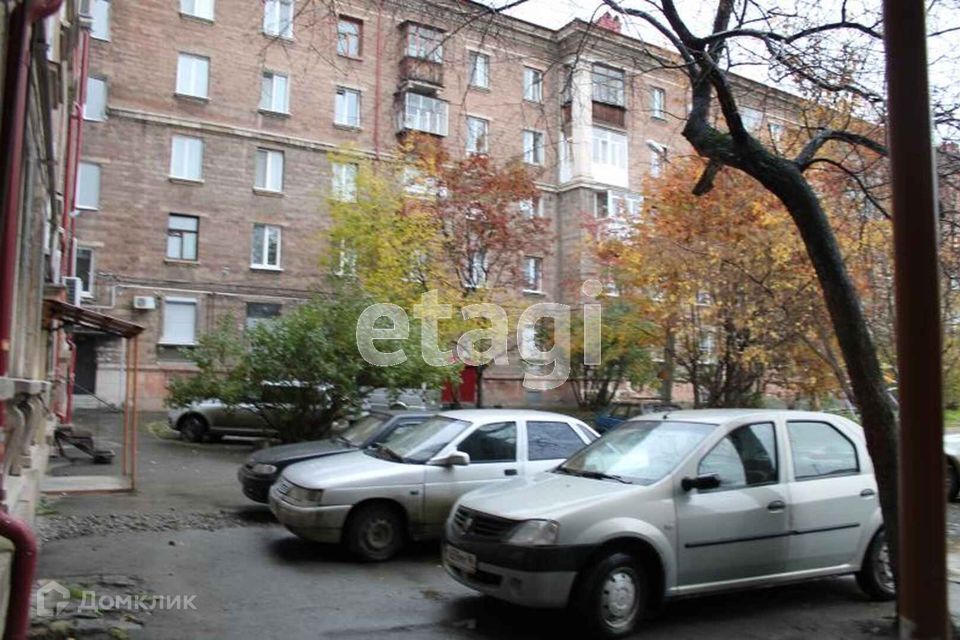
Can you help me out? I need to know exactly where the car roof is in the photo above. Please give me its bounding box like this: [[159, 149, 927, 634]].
[[438, 408, 582, 422], [378, 410, 436, 418], [642, 408, 857, 425]]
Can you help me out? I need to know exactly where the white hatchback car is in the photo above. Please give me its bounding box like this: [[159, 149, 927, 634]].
[[443, 409, 892, 638], [269, 409, 598, 560]]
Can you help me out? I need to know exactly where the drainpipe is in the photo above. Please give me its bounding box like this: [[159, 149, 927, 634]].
[[0, 3, 67, 639]]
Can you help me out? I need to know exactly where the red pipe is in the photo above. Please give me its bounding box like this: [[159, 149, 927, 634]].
[[0, 2, 67, 639]]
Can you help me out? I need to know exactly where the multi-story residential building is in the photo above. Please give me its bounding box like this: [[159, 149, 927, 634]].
[[73, 0, 800, 409]]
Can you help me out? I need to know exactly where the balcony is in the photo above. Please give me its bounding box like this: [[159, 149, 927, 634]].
[[593, 101, 626, 128], [399, 56, 444, 90]]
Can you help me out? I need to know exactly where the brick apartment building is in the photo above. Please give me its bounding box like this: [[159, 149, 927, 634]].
[[72, 0, 800, 410]]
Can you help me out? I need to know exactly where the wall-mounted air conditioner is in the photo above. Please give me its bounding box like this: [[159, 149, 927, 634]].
[[63, 276, 83, 306], [133, 296, 156, 310]]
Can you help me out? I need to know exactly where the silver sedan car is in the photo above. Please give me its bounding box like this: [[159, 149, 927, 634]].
[[444, 409, 891, 638], [269, 409, 598, 560]]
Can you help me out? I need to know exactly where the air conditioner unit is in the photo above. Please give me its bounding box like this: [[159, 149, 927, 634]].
[[63, 276, 83, 306], [133, 296, 156, 310]]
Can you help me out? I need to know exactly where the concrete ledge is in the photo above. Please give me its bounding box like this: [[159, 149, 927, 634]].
[[41, 475, 132, 494]]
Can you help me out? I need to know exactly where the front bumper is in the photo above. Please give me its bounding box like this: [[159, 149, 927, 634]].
[[268, 487, 352, 544], [442, 530, 591, 609], [237, 466, 275, 504]]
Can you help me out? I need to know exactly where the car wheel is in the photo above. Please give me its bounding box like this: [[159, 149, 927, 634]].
[[179, 415, 208, 443], [573, 552, 647, 638], [856, 529, 896, 601], [947, 460, 959, 502], [344, 503, 405, 562]]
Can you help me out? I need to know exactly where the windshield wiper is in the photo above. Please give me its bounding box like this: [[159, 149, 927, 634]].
[[561, 468, 632, 484], [370, 443, 404, 462]]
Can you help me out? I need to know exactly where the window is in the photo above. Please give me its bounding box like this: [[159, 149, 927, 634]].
[[84, 76, 107, 121], [594, 191, 609, 218], [649, 142, 667, 178], [523, 256, 542, 292], [76, 162, 101, 210], [337, 17, 362, 57], [251, 224, 282, 269], [696, 290, 712, 305], [260, 72, 289, 114], [75, 247, 95, 295], [457, 422, 517, 462], [166, 214, 199, 261], [162, 298, 198, 345], [405, 23, 443, 62], [768, 122, 785, 142], [181, 0, 214, 21], [336, 241, 357, 276], [176, 53, 209, 99], [331, 162, 358, 202], [520, 323, 536, 355], [469, 51, 489, 89], [699, 330, 715, 357], [519, 196, 542, 218], [523, 67, 543, 103], [523, 130, 543, 165], [592, 64, 625, 106], [400, 92, 448, 136], [650, 86, 666, 119], [170, 135, 203, 181], [255, 149, 284, 192], [527, 421, 585, 461], [90, 0, 110, 41], [592, 127, 628, 169], [263, 0, 294, 38], [246, 303, 281, 330], [465, 116, 489, 154], [741, 107, 762, 132], [467, 251, 487, 288], [787, 421, 859, 480], [698, 423, 778, 489], [335, 87, 361, 127]]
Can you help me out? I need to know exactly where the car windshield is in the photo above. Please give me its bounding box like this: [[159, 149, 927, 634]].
[[372, 416, 471, 464], [558, 420, 716, 485], [340, 414, 387, 446]]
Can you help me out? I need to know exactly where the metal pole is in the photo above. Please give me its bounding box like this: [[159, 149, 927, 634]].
[[883, 1, 949, 638]]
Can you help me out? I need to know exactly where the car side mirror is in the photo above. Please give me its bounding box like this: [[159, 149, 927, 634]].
[[428, 451, 471, 467], [681, 474, 721, 492]]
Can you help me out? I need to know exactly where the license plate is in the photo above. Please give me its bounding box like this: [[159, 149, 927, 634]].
[[445, 545, 477, 574]]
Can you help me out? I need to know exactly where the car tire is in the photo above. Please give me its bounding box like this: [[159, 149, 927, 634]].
[[572, 552, 647, 638], [179, 415, 208, 443], [856, 529, 896, 601], [947, 460, 959, 502], [344, 503, 405, 562]]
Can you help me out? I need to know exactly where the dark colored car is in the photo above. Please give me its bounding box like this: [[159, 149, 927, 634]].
[[594, 399, 682, 433], [237, 410, 433, 503]]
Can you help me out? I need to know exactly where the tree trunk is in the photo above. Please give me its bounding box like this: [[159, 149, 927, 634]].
[[661, 328, 675, 403], [475, 364, 484, 408]]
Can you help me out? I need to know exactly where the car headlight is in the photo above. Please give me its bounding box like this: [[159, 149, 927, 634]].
[[288, 486, 324, 504], [507, 519, 560, 546], [250, 463, 277, 476]]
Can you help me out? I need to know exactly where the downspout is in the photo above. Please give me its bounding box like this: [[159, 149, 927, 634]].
[[0, 3, 67, 640]]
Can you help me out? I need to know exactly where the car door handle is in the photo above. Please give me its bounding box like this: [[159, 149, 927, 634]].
[[504, 469, 518, 476], [860, 488, 876, 498], [767, 500, 786, 512]]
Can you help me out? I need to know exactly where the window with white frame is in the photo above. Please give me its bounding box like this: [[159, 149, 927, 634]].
[[400, 92, 448, 136], [176, 53, 209, 99], [335, 87, 361, 127], [523, 130, 543, 165], [405, 23, 443, 62], [331, 162, 358, 202], [166, 214, 199, 261], [594, 191, 609, 218], [741, 107, 762, 132], [609, 191, 642, 219], [466, 251, 487, 288], [465, 116, 489, 154], [76, 162, 101, 210], [181, 0, 214, 21], [592, 127, 628, 170], [170, 135, 203, 181], [592, 64, 624, 106], [523, 256, 543, 292], [469, 51, 489, 89], [650, 86, 666, 119], [90, 0, 110, 40], [699, 330, 716, 358], [648, 142, 667, 178], [336, 241, 357, 276], [520, 322, 536, 355], [162, 298, 198, 345], [337, 16, 362, 57], [260, 72, 289, 114], [251, 223, 282, 269], [523, 67, 543, 103], [768, 121, 785, 142], [263, 0, 294, 38], [84, 76, 107, 121], [254, 149, 284, 192], [519, 196, 542, 219], [246, 303, 282, 330], [75, 247, 95, 295]]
